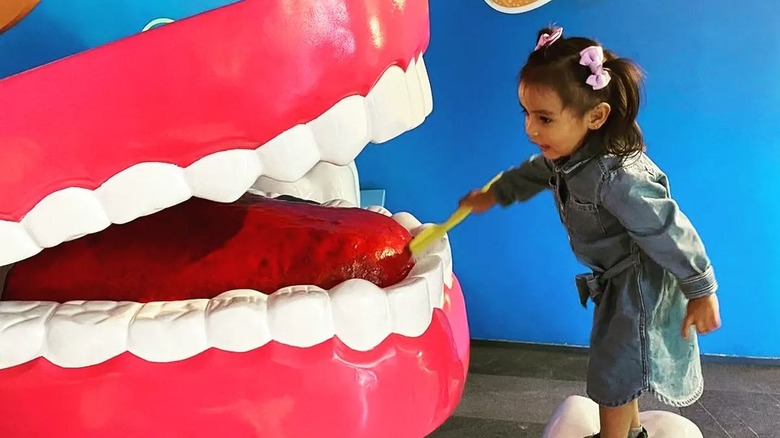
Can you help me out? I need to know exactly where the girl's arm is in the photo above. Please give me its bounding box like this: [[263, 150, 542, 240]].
[[599, 166, 717, 300], [490, 154, 554, 206]]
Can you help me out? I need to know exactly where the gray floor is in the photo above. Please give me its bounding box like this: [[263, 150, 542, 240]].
[[429, 341, 780, 437]]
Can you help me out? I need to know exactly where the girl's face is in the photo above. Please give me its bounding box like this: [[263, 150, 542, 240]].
[[518, 82, 607, 160]]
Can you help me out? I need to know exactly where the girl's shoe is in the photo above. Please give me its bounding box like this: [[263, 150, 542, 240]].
[[587, 427, 649, 438]]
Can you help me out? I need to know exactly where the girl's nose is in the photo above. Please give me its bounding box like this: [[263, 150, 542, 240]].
[[525, 119, 538, 138]]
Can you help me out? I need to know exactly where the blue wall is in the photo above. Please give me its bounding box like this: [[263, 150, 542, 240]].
[[357, 0, 780, 358], [0, 0, 236, 79]]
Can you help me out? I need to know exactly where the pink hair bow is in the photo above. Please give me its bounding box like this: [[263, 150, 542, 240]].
[[579, 46, 611, 90], [534, 27, 563, 51]]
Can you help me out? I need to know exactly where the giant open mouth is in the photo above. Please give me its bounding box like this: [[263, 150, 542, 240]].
[[0, 1, 468, 437]]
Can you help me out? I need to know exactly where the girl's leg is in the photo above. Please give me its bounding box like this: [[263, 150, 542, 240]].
[[598, 399, 640, 438]]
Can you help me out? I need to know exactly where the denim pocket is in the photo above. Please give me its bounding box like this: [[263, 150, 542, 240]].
[[565, 198, 606, 238]]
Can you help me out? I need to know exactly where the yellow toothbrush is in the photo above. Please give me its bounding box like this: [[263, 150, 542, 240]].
[[409, 172, 503, 256]]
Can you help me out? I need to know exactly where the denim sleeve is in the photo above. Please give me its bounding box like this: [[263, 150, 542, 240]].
[[490, 154, 553, 206], [599, 167, 717, 299]]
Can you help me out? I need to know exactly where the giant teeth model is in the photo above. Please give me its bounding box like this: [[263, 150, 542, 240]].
[[0, 2, 469, 437]]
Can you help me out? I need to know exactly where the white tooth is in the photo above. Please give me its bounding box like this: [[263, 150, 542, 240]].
[[391, 211, 423, 232], [398, 216, 454, 289], [366, 65, 414, 143], [309, 96, 370, 165], [385, 276, 432, 337], [411, 233, 454, 289], [185, 149, 262, 202], [365, 205, 392, 217], [348, 161, 361, 207], [409, 255, 445, 308], [403, 57, 426, 128], [321, 198, 355, 208], [0, 221, 41, 266], [21, 188, 110, 249], [95, 163, 192, 224], [252, 161, 359, 206], [256, 125, 320, 182], [416, 54, 434, 116], [44, 301, 141, 368], [411, 222, 442, 237], [246, 188, 276, 198], [0, 301, 57, 368], [206, 290, 271, 352], [329, 279, 391, 351], [128, 300, 208, 362], [267, 286, 333, 348]]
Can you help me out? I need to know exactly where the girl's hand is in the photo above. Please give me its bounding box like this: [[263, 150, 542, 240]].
[[458, 189, 497, 214], [682, 294, 721, 339]]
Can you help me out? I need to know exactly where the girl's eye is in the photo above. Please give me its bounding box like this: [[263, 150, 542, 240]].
[[540, 116, 552, 124]]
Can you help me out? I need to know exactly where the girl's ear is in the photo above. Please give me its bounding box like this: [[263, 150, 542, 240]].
[[587, 102, 611, 130]]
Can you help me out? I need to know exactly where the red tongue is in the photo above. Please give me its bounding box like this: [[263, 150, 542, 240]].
[[3, 194, 414, 303]]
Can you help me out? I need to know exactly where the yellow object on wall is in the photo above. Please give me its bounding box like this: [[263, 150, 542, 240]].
[[0, 0, 39, 34], [485, 0, 553, 14]]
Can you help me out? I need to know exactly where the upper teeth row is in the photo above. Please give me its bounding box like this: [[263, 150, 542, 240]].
[[0, 204, 453, 370], [0, 54, 432, 267]]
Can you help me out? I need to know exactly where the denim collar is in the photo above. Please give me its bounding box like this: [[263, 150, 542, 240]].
[[551, 134, 603, 175]]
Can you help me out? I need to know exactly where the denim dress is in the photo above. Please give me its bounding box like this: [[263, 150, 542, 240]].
[[490, 137, 718, 407]]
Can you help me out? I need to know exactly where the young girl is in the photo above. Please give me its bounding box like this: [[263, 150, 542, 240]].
[[459, 27, 722, 438]]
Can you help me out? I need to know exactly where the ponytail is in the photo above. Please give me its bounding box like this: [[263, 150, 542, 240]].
[[601, 56, 644, 156]]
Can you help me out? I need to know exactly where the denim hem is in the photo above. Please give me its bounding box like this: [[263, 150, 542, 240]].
[[586, 377, 704, 409], [586, 387, 646, 408], [647, 376, 704, 408]]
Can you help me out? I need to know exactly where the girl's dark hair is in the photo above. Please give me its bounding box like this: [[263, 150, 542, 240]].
[[520, 27, 645, 156]]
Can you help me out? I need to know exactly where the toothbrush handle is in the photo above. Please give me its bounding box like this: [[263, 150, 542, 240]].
[[443, 172, 503, 231]]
